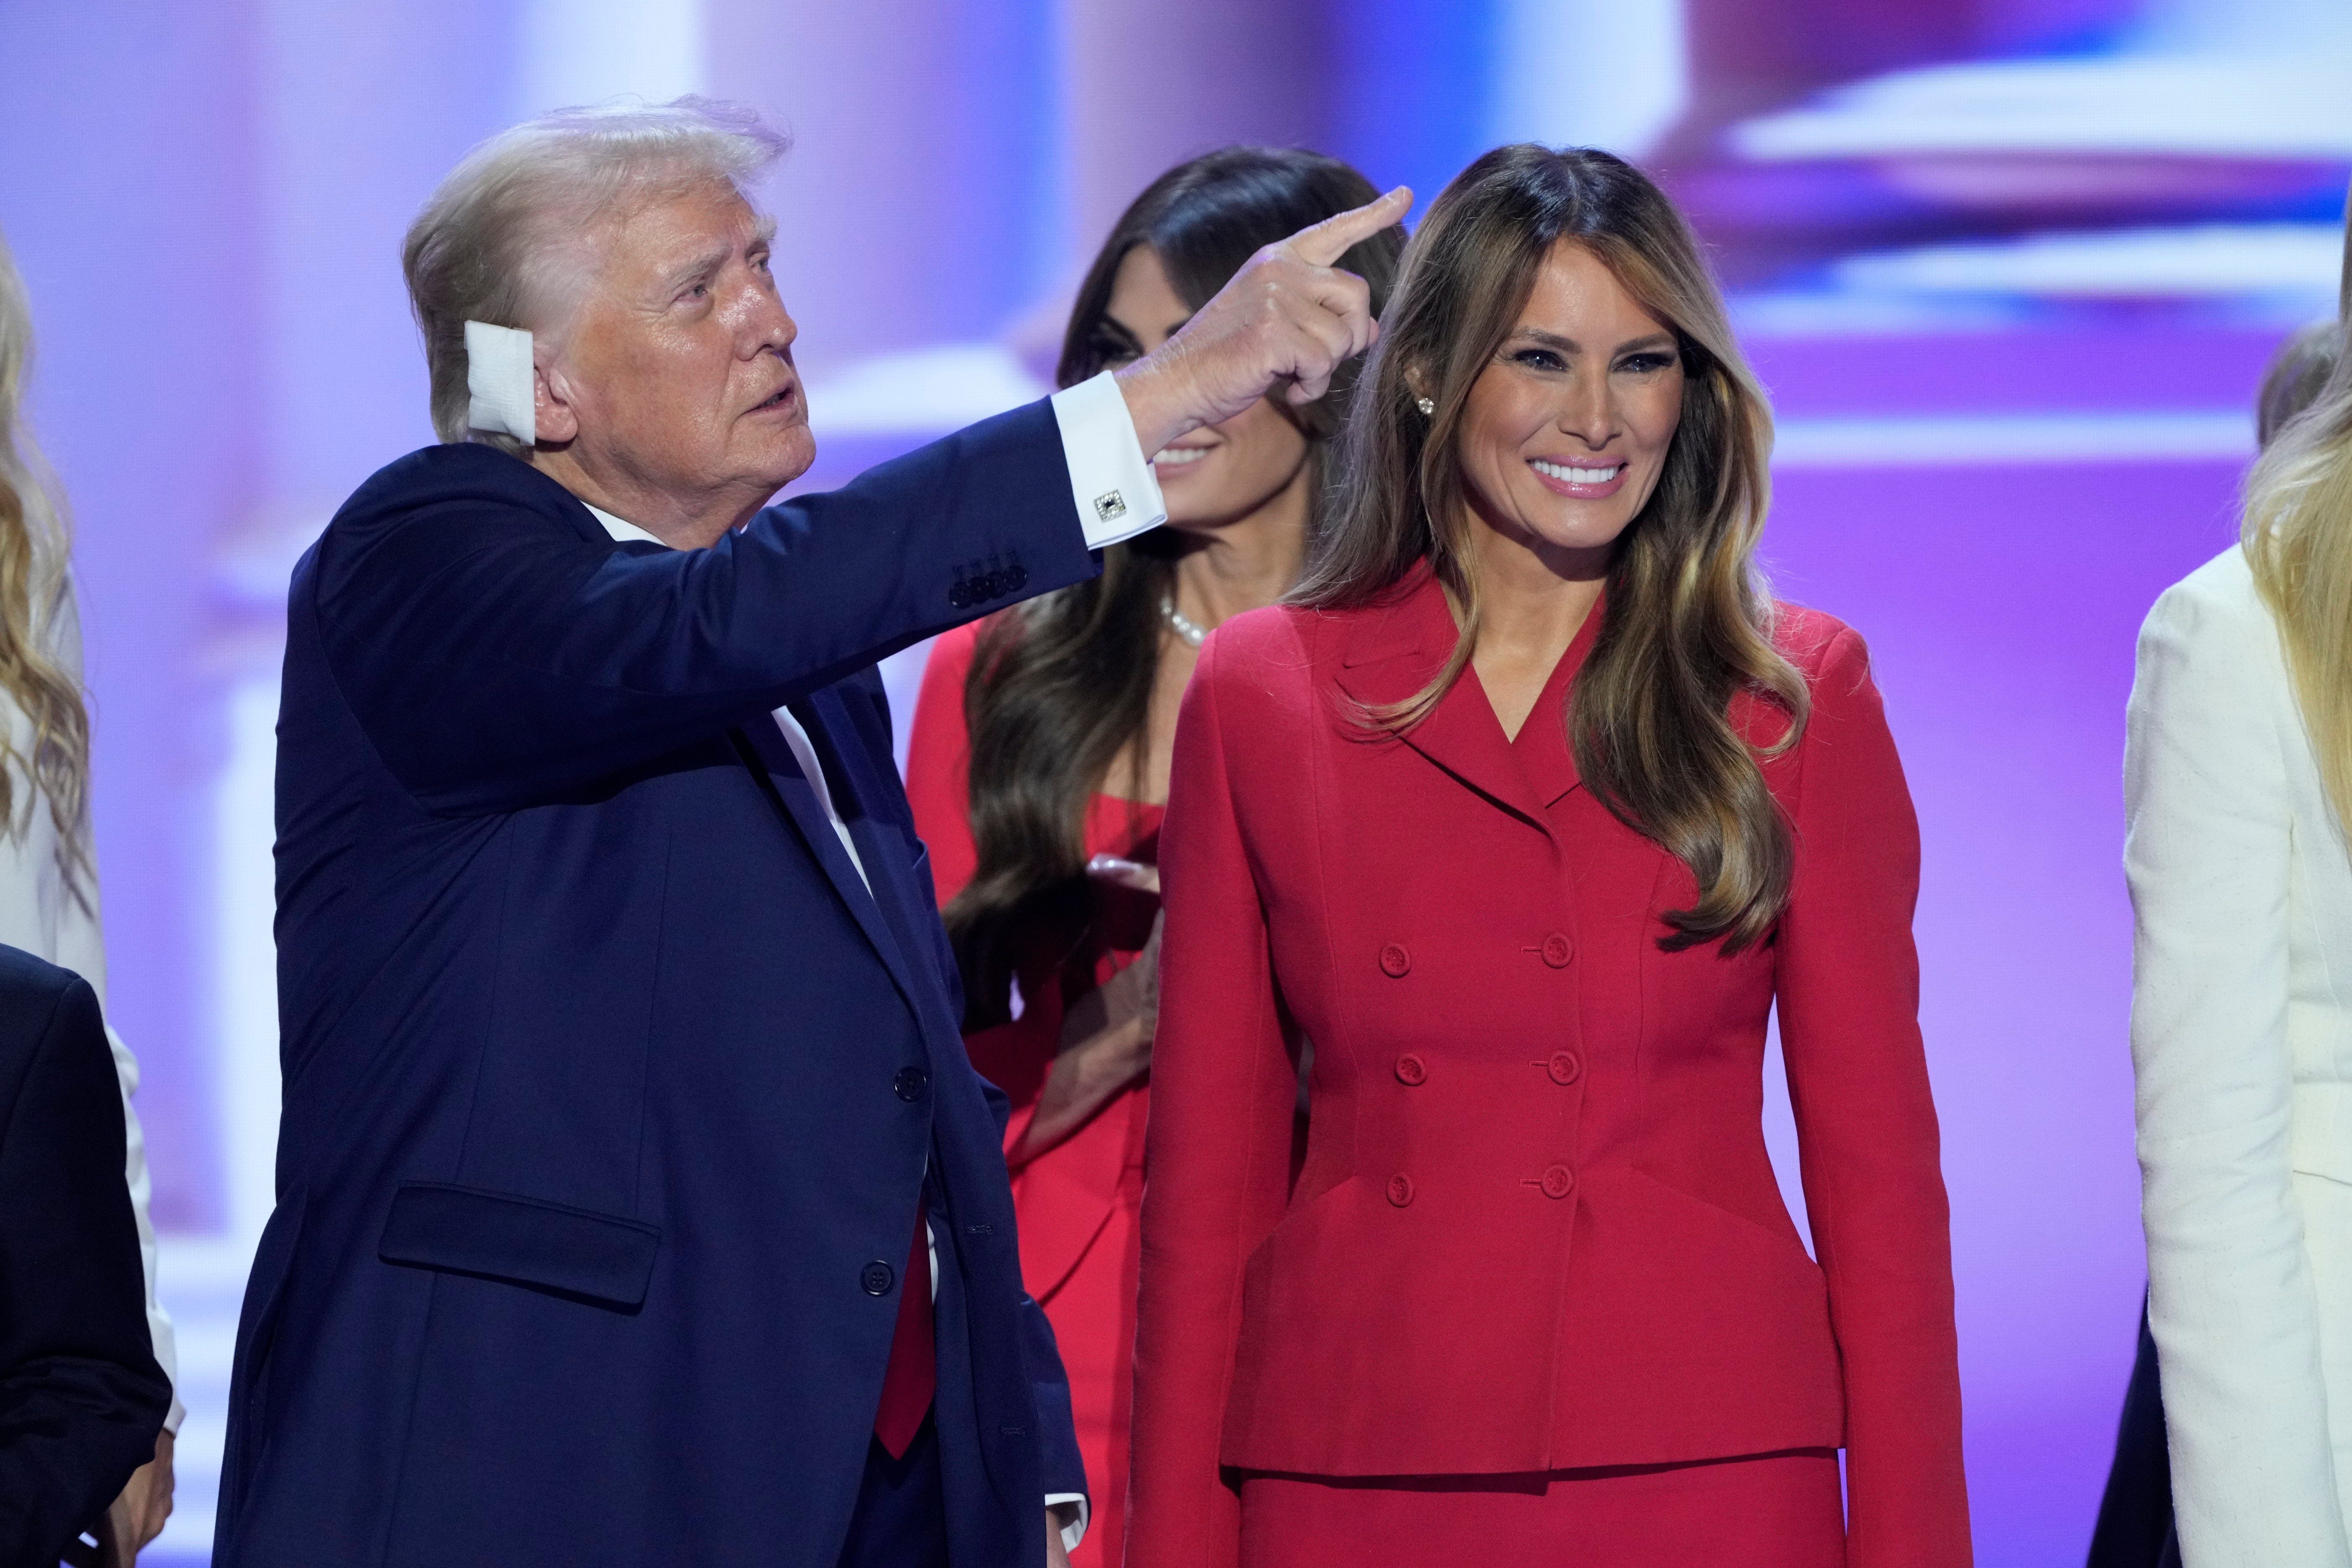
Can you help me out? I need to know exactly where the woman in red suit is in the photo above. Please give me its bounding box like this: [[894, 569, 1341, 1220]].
[[1126, 145, 1970, 1567], [905, 147, 1403, 1568]]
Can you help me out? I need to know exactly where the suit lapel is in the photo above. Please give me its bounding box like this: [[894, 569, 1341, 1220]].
[[730, 712, 931, 1025], [797, 688, 966, 1035]]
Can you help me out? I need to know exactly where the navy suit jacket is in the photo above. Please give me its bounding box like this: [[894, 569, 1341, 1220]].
[[219, 404, 1100, 1568], [0, 945, 170, 1568]]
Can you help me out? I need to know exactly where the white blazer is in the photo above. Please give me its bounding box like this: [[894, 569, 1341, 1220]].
[[0, 588, 179, 1431], [2129, 546, 2352, 1566]]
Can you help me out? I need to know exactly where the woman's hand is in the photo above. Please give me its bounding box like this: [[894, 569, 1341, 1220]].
[[103, 1429, 173, 1564], [1014, 858, 1161, 1161]]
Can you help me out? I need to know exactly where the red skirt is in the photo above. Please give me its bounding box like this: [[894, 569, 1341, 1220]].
[[1237, 1448, 1844, 1568]]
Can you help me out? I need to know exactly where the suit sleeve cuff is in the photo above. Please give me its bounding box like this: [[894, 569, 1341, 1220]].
[[1049, 370, 1166, 550], [1044, 1493, 1088, 1553]]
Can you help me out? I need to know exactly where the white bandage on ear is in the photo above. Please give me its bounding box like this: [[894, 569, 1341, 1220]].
[[464, 320, 536, 446]]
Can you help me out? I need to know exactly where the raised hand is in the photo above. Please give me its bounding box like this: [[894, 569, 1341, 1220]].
[[1114, 186, 1412, 458]]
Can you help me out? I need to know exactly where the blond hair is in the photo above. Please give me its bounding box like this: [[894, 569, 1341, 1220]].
[[0, 232, 93, 898], [1294, 145, 1804, 952], [2257, 322, 2340, 449], [2243, 183, 2352, 840]]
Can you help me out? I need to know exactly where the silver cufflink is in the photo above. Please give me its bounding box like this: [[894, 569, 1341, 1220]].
[[1093, 490, 1127, 522]]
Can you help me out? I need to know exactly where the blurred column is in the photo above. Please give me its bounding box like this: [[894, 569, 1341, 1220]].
[[702, 0, 1059, 371], [253, 0, 516, 530], [515, 0, 705, 118], [0, 0, 266, 1233], [1326, 0, 1501, 212], [1056, 0, 1337, 263], [1486, 0, 1687, 157]]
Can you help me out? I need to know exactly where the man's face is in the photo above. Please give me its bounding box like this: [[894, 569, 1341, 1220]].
[[547, 180, 812, 521]]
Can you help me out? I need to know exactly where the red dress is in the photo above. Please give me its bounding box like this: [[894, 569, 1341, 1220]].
[[905, 619, 1161, 1568], [1126, 566, 1970, 1567]]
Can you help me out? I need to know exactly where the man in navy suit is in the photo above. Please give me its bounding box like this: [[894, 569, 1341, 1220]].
[[217, 99, 1404, 1568]]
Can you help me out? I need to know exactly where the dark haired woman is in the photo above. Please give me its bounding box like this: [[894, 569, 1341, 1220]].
[[1125, 145, 1970, 1567], [905, 146, 1404, 1568]]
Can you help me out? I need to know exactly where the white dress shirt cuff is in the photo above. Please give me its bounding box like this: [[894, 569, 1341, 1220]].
[[1044, 1493, 1088, 1553], [1049, 371, 1166, 550]]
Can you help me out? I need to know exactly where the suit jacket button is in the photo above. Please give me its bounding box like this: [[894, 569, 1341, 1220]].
[[1540, 1165, 1576, 1200], [894, 1067, 930, 1101], [1394, 1053, 1426, 1086], [1379, 943, 1411, 977], [949, 583, 972, 609], [1386, 1173, 1415, 1207], [1541, 932, 1573, 968], [1007, 565, 1028, 592], [861, 1260, 896, 1296], [1547, 1051, 1582, 1086]]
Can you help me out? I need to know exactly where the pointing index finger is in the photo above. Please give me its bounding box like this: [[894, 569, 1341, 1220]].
[[1284, 186, 1413, 268]]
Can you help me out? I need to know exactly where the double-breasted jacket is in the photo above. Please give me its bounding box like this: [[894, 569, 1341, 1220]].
[[1126, 565, 1969, 1567]]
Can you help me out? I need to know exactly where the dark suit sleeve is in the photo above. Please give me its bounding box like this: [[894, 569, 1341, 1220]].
[[1022, 1293, 1086, 1501], [316, 401, 1099, 815], [0, 977, 171, 1568], [972, 1065, 1083, 1500]]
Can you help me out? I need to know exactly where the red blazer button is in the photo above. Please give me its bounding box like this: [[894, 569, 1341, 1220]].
[[1547, 1051, 1582, 1086], [1395, 1054, 1427, 1086], [1540, 1165, 1576, 1200], [1379, 943, 1411, 977], [1540, 932, 1573, 968], [1386, 1173, 1415, 1207]]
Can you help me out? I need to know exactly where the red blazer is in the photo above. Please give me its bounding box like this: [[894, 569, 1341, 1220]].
[[1127, 566, 1968, 1567]]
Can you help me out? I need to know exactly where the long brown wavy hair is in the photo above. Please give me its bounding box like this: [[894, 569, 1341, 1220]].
[[948, 147, 1404, 1025], [0, 232, 93, 901], [1290, 145, 1804, 953]]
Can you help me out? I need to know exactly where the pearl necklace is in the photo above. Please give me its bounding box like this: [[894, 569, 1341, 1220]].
[[1160, 598, 1209, 648]]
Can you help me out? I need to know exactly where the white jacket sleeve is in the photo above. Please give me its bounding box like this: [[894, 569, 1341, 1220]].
[[46, 585, 182, 1435], [2128, 572, 2349, 1567], [107, 1022, 183, 1434]]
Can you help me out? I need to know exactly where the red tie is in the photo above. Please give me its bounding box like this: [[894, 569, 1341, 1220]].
[[873, 1209, 936, 1458]]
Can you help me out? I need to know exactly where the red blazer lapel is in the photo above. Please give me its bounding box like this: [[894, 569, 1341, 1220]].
[[1333, 567, 1556, 834], [1512, 597, 1605, 810]]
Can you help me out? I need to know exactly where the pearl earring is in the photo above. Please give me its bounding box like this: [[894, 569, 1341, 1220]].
[[1415, 396, 1435, 416]]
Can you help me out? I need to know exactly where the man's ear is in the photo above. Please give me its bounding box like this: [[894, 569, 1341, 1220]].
[[534, 358, 580, 446]]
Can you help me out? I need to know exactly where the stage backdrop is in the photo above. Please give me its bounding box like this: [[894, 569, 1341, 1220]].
[[2, 0, 2344, 1559]]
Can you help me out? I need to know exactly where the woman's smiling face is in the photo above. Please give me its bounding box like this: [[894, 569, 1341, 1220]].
[[1098, 244, 1313, 533], [1450, 239, 1685, 560]]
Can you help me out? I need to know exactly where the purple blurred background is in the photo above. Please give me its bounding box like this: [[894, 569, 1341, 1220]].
[[3, 0, 2346, 1558]]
